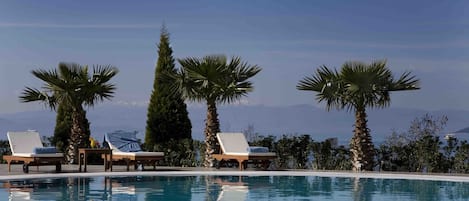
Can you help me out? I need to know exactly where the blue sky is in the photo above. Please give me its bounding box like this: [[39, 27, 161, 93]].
[[1, 0, 469, 114]]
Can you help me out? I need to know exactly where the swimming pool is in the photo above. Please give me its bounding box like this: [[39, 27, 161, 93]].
[[0, 172, 468, 201]]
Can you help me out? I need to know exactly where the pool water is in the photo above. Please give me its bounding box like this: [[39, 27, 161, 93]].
[[0, 175, 468, 201]]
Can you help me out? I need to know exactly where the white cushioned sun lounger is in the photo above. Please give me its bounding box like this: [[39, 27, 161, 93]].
[[213, 133, 276, 170], [104, 130, 164, 171], [3, 131, 64, 173]]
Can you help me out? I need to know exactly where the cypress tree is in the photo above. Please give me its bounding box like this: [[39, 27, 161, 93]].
[[145, 26, 192, 151], [52, 103, 72, 153]]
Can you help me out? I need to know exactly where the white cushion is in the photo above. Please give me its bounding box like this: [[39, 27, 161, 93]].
[[8, 131, 44, 155], [217, 133, 250, 155], [13, 153, 64, 157], [113, 151, 164, 157]]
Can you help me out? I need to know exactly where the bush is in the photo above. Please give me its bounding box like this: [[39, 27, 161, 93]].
[[152, 139, 199, 167], [311, 139, 351, 170]]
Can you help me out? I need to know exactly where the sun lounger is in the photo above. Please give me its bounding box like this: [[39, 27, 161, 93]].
[[103, 130, 164, 171], [213, 132, 276, 170], [3, 131, 64, 173]]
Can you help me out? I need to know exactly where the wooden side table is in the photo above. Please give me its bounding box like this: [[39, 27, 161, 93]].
[[78, 148, 112, 172]]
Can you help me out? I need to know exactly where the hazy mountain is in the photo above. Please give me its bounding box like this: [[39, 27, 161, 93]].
[[1, 104, 468, 145]]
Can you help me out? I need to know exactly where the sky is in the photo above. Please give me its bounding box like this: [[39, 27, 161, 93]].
[[1, 0, 469, 114]]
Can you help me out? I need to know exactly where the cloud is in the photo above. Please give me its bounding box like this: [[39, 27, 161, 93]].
[[0, 22, 160, 29], [111, 100, 149, 107], [109, 98, 257, 109], [281, 39, 469, 49]]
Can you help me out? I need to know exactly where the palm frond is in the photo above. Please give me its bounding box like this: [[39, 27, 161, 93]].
[[20, 62, 119, 110], [297, 65, 343, 111], [19, 87, 57, 109], [298, 59, 420, 112], [391, 71, 420, 91], [176, 55, 261, 105]]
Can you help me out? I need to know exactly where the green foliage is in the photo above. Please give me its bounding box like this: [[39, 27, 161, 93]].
[[454, 140, 469, 173], [152, 139, 198, 167], [250, 135, 350, 170], [271, 135, 309, 169], [145, 26, 192, 150], [377, 114, 467, 173], [194, 140, 206, 167], [311, 140, 332, 169], [175, 55, 262, 104], [20, 63, 118, 110], [255, 134, 311, 169], [250, 135, 275, 150], [332, 145, 352, 170], [0, 140, 10, 163], [442, 136, 458, 171], [297, 60, 420, 112], [311, 139, 351, 170]]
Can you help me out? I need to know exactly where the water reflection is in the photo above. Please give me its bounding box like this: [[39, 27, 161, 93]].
[[107, 176, 194, 201], [351, 177, 469, 201], [0, 175, 467, 201], [210, 176, 248, 201], [3, 177, 106, 201]]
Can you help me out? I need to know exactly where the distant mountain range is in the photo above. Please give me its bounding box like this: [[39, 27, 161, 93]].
[[1, 104, 469, 145]]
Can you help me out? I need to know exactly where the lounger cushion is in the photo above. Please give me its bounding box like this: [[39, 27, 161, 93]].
[[8, 131, 44, 155], [217, 133, 250, 154], [13, 153, 64, 157], [248, 146, 269, 153], [113, 151, 164, 157], [33, 147, 58, 154], [117, 138, 142, 152], [104, 130, 142, 152]]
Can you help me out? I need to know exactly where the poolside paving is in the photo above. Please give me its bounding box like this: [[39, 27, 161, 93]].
[[0, 163, 207, 176], [1, 163, 469, 183]]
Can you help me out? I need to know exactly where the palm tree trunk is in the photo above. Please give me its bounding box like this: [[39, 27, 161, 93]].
[[350, 109, 375, 171], [204, 100, 221, 167], [67, 106, 90, 163]]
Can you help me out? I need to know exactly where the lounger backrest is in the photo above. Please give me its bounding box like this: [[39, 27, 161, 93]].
[[7, 131, 43, 154], [104, 130, 142, 152], [216, 133, 249, 154]]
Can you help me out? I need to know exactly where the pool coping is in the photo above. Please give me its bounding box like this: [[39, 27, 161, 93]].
[[1, 170, 469, 182]]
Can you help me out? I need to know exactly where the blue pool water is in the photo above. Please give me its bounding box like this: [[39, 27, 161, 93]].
[[0, 175, 468, 201]]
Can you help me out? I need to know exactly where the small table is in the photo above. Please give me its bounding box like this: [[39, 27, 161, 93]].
[[78, 148, 112, 172]]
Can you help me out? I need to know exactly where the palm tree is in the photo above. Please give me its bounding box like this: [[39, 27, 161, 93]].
[[174, 55, 261, 167], [20, 62, 118, 163], [297, 60, 419, 171]]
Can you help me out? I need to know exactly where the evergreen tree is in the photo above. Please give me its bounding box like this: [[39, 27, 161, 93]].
[[51, 103, 72, 153], [145, 26, 192, 151]]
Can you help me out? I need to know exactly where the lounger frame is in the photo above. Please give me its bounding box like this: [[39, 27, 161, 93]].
[[212, 154, 276, 170], [3, 155, 63, 173], [103, 153, 164, 171]]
